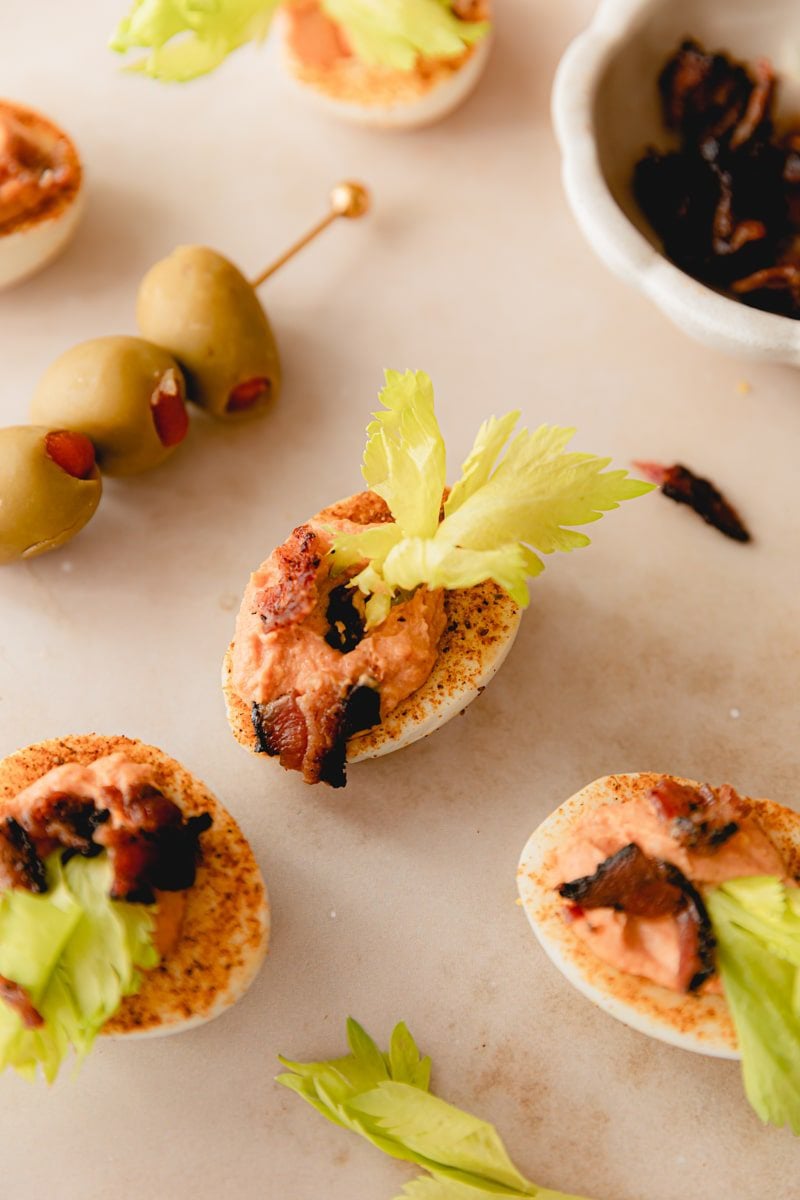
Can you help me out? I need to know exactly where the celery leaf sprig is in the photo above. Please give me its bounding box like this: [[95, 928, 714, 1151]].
[[706, 875, 800, 1134], [110, 0, 282, 81], [110, 0, 490, 81], [0, 853, 157, 1082], [321, 0, 489, 72], [328, 369, 653, 628], [277, 1017, 590, 1199]]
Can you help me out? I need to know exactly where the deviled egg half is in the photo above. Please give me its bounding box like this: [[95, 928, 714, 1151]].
[[223, 369, 650, 787], [0, 100, 83, 290], [111, 0, 492, 129], [518, 773, 800, 1131], [280, 0, 493, 129]]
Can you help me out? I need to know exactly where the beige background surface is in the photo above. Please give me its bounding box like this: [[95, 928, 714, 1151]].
[[1, 1, 799, 1196]]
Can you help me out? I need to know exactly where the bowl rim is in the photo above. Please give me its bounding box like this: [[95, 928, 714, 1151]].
[[551, 0, 800, 365]]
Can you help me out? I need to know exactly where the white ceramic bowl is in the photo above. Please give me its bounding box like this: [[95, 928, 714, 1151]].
[[552, 0, 800, 364]]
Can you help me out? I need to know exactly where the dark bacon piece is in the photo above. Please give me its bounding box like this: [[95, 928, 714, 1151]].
[[252, 694, 309, 772], [0, 975, 43, 1029], [559, 843, 716, 991], [633, 40, 800, 317], [731, 262, 800, 317], [649, 779, 741, 853], [730, 59, 775, 151], [257, 526, 322, 635], [20, 792, 108, 856], [634, 460, 751, 542], [317, 684, 381, 789], [0, 818, 46, 893], [325, 584, 365, 653], [2, 782, 211, 905], [92, 792, 211, 903], [659, 40, 754, 144], [253, 684, 381, 788]]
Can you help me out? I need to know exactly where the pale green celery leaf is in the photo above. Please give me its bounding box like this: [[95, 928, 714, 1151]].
[[278, 1020, 598, 1198], [111, 0, 281, 81], [0, 853, 157, 1081], [347, 1017, 392, 1083], [277, 1019, 405, 1114], [390, 1021, 432, 1090], [361, 370, 446, 540], [0, 873, 81, 991], [707, 879, 800, 1132], [713, 877, 800, 966], [350, 1082, 536, 1194], [382, 539, 531, 608], [349, 562, 393, 599], [444, 413, 521, 517], [438, 426, 653, 557], [321, 0, 489, 71], [110, 0, 189, 49], [335, 377, 650, 626], [329, 524, 404, 576], [365, 591, 393, 628]]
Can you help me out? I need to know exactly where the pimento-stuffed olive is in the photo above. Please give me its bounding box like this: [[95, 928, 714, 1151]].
[[0, 426, 102, 564], [30, 336, 189, 476], [136, 246, 281, 420]]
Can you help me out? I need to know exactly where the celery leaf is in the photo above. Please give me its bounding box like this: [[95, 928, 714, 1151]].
[[0, 853, 157, 1082], [321, 0, 490, 71], [707, 876, 800, 1133], [330, 370, 652, 627], [277, 1018, 594, 1198], [111, 0, 281, 81]]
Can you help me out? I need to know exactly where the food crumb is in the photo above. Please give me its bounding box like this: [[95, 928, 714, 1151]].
[[730, 707, 741, 719], [329, 909, 337, 919], [60, 560, 74, 573], [736, 380, 752, 396]]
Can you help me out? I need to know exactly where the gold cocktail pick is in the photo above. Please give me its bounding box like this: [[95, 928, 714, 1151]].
[[251, 181, 371, 288]]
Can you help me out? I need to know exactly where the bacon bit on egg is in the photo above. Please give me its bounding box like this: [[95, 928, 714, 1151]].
[[634, 460, 751, 542]]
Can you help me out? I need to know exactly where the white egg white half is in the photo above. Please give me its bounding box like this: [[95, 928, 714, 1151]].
[[517, 772, 800, 1060], [0, 182, 84, 291]]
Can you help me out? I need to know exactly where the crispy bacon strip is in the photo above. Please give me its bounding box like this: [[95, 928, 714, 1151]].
[[559, 843, 716, 992], [252, 684, 381, 788], [252, 694, 309, 772], [649, 779, 740, 852], [0, 818, 47, 893], [634, 461, 751, 542], [659, 40, 753, 143], [257, 526, 322, 634], [2, 784, 211, 904], [0, 976, 43, 1029], [732, 263, 800, 295], [730, 58, 775, 150]]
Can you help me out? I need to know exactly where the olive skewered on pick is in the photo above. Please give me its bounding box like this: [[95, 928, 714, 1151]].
[[31, 336, 189, 476], [136, 182, 369, 420], [0, 427, 101, 564], [2, 181, 370, 566]]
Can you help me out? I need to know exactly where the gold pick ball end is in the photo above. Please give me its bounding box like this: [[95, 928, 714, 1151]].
[[330, 181, 370, 219]]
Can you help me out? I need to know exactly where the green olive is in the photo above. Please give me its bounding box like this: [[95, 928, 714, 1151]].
[[136, 246, 281, 420], [30, 336, 189, 476], [0, 426, 102, 565]]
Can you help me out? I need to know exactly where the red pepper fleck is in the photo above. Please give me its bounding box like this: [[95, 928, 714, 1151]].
[[44, 430, 96, 480], [150, 368, 189, 448], [226, 377, 271, 414]]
